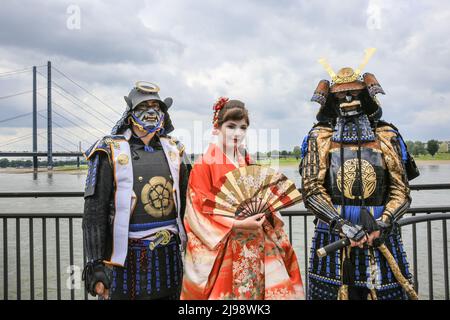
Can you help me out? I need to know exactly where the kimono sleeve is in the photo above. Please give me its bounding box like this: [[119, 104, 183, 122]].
[[185, 161, 235, 250]]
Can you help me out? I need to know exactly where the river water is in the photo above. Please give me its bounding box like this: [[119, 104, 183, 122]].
[[0, 162, 449, 299]]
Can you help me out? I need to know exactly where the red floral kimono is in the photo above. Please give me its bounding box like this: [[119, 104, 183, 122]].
[[181, 143, 304, 300]]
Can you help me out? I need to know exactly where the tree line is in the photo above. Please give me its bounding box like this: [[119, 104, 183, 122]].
[[261, 140, 446, 160], [405, 140, 442, 157]]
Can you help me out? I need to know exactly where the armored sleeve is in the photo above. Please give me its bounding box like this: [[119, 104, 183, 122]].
[[300, 126, 341, 224], [179, 157, 191, 222], [82, 152, 114, 262], [376, 126, 411, 223]]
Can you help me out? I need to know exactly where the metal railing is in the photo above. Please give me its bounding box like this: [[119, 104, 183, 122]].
[[281, 206, 450, 300], [1, 212, 85, 300], [0, 184, 449, 300]]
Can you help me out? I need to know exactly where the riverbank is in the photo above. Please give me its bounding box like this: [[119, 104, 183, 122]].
[[0, 166, 88, 174], [415, 159, 450, 165], [413, 153, 450, 161]]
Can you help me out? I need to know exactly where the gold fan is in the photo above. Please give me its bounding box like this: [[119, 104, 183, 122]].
[[208, 165, 302, 219]]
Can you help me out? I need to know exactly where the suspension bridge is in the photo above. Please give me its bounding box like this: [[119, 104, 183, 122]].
[[0, 61, 122, 171]]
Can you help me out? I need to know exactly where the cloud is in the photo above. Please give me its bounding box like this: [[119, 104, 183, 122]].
[[0, 0, 183, 64], [1, 0, 450, 152]]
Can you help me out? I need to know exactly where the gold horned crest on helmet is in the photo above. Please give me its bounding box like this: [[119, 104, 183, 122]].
[[318, 48, 377, 85]]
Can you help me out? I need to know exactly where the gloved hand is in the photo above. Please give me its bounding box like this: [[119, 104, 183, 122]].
[[372, 216, 394, 247], [82, 260, 113, 298], [329, 217, 366, 242], [376, 218, 392, 231]]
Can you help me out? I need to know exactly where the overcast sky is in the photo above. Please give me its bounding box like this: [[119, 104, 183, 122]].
[[1, 0, 449, 153]]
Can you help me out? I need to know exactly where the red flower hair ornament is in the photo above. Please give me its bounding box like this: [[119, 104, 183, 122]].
[[212, 97, 229, 129]]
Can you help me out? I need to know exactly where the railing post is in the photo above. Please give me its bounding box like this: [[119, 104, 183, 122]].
[[427, 214, 433, 300], [42, 218, 47, 300], [442, 219, 449, 300], [412, 214, 418, 292], [3, 218, 8, 300], [69, 218, 75, 300], [56, 218, 61, 300], [29, 218, 34, 300], [83, 242, 87, 300], [16, 218, 21, 300]]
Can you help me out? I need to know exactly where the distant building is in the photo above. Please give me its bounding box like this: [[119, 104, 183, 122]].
[[439, 141, 450, 153]]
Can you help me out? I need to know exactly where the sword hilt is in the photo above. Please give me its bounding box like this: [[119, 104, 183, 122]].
[[149, 230, 172, 250]]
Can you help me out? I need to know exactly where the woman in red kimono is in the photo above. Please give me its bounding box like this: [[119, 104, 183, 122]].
[[181, 98, 304, 300]]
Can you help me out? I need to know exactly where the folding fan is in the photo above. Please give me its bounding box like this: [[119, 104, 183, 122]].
[[207, 165, 302, 219]]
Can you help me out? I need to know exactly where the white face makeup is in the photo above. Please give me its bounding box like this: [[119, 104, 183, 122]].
[[217, 118, 248, 151]]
